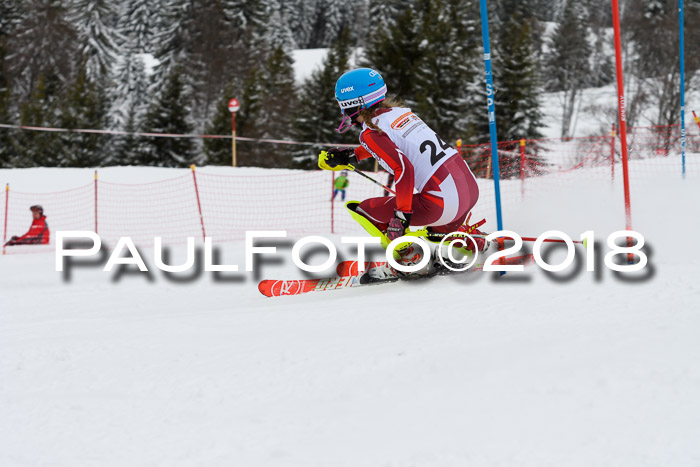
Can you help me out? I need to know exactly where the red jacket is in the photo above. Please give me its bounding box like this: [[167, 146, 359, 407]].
[[354, 128, 415, 213], [17, 216, 50, 245]]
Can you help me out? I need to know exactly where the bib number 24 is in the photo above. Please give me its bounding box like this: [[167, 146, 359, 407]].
[[420, 135, 452, 165]]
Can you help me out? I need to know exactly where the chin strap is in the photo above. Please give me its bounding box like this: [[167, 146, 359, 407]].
[[336, 108, 361, 134]]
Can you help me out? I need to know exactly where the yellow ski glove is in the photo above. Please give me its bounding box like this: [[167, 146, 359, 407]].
[[318, 148, 355, 171]]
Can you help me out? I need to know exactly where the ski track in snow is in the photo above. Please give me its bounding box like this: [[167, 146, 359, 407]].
[[1, 165, 700, 466]]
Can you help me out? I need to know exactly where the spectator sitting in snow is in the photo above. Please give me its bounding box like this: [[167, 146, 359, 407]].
[[5, 205, 50, 246]]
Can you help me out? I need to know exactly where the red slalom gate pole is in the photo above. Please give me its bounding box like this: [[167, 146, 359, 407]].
[[94, 170, 98, 234], [3, 184, 8, 255], [611, 0, 634, 262], [330, 172, 335, 234], [693, 110, 700, 131], [610, 123, 616, 182], [190, 165, 207, 241]]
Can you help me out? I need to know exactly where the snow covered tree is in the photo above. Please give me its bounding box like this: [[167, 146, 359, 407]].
[[236, 45, 297, 167], [0, 35, 14, 167], [153, 0, 266, 129], [260, 0, 295, 54], [203, 81, 236, 166], [150, 0, 194, 105], [484, 7, 544, 143], [544, 0, 592, 138], [281, 0, 317, 49], [69, 0, 122, 82], [111, 104, 142, 166], [111, 49, 150, 130], [223, 0, 268, 30], [363, 5, 423, 107], [7, 1, 77, 99], [363, 0, 481, 141], [320, 0, 349, 46], [292, 26, 356, 168], [138, 67, 196, 167], [412, 0, 481, 141], [15, 73, 63, 167], [0, 0, 22, 38], [368, 0, 400, 31], [624, 0, 700, 130], [116, 0, 157, 53], [57, 64, 109, 167]]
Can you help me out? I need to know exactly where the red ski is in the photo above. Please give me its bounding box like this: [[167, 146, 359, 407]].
[[259, 254, 535, 298], [258, 275, 364, 297]]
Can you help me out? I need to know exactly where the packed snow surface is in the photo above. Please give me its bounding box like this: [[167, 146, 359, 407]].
[[1, 163, 699, 466]]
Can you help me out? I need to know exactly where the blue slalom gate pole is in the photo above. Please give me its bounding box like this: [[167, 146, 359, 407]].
[[680, 0, 686, 178], [478, 0, 504, 232]]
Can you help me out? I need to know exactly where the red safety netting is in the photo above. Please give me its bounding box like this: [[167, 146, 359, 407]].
[[2, 124, 697, 255], [98, 174, 203, 247], [458, 126, 698, 231]]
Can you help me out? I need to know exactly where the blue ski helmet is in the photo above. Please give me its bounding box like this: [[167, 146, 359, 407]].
[[335, 68, 387, 114]]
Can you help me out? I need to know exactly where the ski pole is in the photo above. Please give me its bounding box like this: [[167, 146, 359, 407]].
[[484, 235, 583, 245], [347, 164, 396, 195]]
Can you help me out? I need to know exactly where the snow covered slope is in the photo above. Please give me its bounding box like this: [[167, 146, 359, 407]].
[[1, 163, 699, 466]]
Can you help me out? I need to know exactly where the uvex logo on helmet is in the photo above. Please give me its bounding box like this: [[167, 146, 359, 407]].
[[340, 86, 354, 93], [339, 97, 365, 109]]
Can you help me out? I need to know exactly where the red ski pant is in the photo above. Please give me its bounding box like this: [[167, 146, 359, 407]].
[[356, 155, 479, 234]]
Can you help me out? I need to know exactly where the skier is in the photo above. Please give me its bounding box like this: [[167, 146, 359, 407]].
[[318, 67, 486, 278], [5, 205, 51, 246], [332, 170, 350, 201]]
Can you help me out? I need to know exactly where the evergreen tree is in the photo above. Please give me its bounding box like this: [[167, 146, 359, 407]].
[[7, 1, 77, 98], [153, 0, 264, 129], [368, 0, 400, 31], [69, 0, 122, 82], [281, 0, 317, 49], [412, 0, 481, 141], [588, 23, 614, 88], [544, 0, 592, 138], [363, 5, 423, 106], [112, 102, 142, 166], [15, 73, 63, 167], [150, 0, 194, 104], [110, 0, 157, 131], [363, 0, 481, 142], [292, 26, 356, 168], [0, 35, 14, 167], [319, 0, 350, 46], [0, 0, 21, 38], [111, 49, 149, 130], [57, 64, 109, 167], [236, 45, 297, 167], [203, 81, 236, 166], [117, 0, 157, 53], [624, 0, 700, 128], [483, 8, 543, 144], [223, 0, 268, 30], [264, 0, 296, 53], [139, 67, 196, 167]]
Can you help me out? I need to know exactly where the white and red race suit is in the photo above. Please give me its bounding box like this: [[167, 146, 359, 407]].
[[352, 107, 479, 233]]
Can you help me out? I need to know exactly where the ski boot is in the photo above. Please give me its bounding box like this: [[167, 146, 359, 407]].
[[362, 243, 434, 284]]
